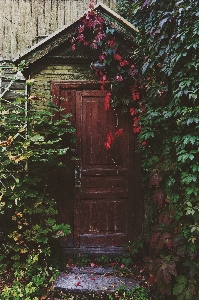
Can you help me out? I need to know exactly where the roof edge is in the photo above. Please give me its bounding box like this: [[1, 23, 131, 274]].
[[96, 2, 138, 33], [13, 2, 138, 65]]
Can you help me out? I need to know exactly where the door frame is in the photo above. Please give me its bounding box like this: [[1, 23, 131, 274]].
[[52, 80, 144, 249]]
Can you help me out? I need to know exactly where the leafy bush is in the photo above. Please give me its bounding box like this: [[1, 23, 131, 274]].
[[120, 0, 199, 298], [0, 93, 75, 298], [114, 286, 149, 300]]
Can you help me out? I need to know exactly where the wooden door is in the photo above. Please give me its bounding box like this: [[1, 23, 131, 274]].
[[52, 81, 143, 249]]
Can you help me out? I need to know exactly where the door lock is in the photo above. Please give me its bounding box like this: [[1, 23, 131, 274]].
[[75, 164, 82, 187]]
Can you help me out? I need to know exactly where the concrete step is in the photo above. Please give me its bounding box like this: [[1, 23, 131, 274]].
[[54, 265, 140, 298]]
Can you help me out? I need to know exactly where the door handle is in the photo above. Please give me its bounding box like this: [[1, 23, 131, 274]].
[[75, 164, 81, 187]]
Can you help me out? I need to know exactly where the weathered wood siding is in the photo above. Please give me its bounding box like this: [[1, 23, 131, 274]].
[[0, 0, 117, 61]]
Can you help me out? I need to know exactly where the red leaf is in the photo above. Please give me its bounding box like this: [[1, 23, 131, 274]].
[[99, 53, 105, 62], [108, 39, 116, 48], [133, 117, 140, 127], [90, 262, 95, 267], [159, 212, 173, 226], [153, 191, 164, 206], [150, 172, 162, 187], [142, 106, 146, 113], [104, 131, 114, 150], [104, 142, 111, 150], [77, 33, 85, 43], [130, 108, 137, 115], [114, 53, 122, 61], [115, 75, 123, 82], [75, 281, 82, 287], [104, 92, 111, 110], [78, 25, 84, 33], [120, 264, 125, 268], [107, 132, 114, 144], [89, 0, 95, 9], [101, 74, 107, 91], [120, 60, 129, 66], [133, 126, 141, 133], [101, 74, 106, 81], [115, 128, 123, 137], [142, 141, 147, 146], [132, 92, 140, 101], [150, 232, 162, 250]]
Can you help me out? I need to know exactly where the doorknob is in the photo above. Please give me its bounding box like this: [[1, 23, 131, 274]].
[[75, 164, 81, 187]]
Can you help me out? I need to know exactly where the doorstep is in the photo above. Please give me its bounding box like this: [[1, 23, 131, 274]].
[[53, 265, 139, 297]]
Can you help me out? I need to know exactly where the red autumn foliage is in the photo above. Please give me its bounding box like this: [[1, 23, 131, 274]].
[[104, 92, 111, 110], [150, 171, 162, 187], [150, 231, 174, 251], [132, 92, 140, 101], [115, 75, 123, 82], [120, 60, 129, 66], [114, 53, 122, 61], [115, 128, 123, 137], [104, 128, 124, 149], [133, 126, 141, 134], [104, 131, 114, 150], [158, 212, 173, 226], [75, 281, 82, 287], [108, 38, 116, 48], [153, 191, 164, 206], [100, 73, 107, 90], [104, 141, 111, 150], [133, 116, 140, 127], [130, 107, 137, 116], [107, 132, 114, 145]]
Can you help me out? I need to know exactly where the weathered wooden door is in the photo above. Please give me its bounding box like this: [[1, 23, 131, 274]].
[[52, 81, 143, 249]]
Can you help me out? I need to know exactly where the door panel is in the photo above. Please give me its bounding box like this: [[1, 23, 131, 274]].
[[75, 90, 130, 247], [52, 81, 143, 249], [80, 91, 125, 166]]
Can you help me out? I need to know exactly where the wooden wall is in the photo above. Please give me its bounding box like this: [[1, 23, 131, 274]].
[[0, 0, 117, 61]]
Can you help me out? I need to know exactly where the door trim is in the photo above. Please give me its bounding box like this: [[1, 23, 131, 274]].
[[51, 80, 144, 249]]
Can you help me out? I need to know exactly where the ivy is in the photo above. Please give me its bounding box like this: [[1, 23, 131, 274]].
[[71, 4, 199, 298], [118, 0, 199, 298], [71, 0, 144, 145]]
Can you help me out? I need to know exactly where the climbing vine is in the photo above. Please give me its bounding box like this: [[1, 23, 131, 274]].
[[72, 0, 199, 299], [71, 0, 144, 148], [118, 0, 199, 299]]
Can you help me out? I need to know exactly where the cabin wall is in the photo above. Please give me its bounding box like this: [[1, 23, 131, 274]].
[[0, 0, 117, 61], [29, 61, 93, 104]]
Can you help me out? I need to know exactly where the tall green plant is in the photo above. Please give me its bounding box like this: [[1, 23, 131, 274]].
[[0, 93, 75, 298], [120, 0, 199, 298]]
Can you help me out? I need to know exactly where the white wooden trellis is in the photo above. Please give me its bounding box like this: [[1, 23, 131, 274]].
[[0, 64, 27, 191]]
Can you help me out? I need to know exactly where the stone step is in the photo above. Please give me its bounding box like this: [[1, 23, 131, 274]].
[[54, 266, 139, 298]]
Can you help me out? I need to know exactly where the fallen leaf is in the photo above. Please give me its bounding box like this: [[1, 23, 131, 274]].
[[90, 262, 95, 267], [75, 281, 82, 287]]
